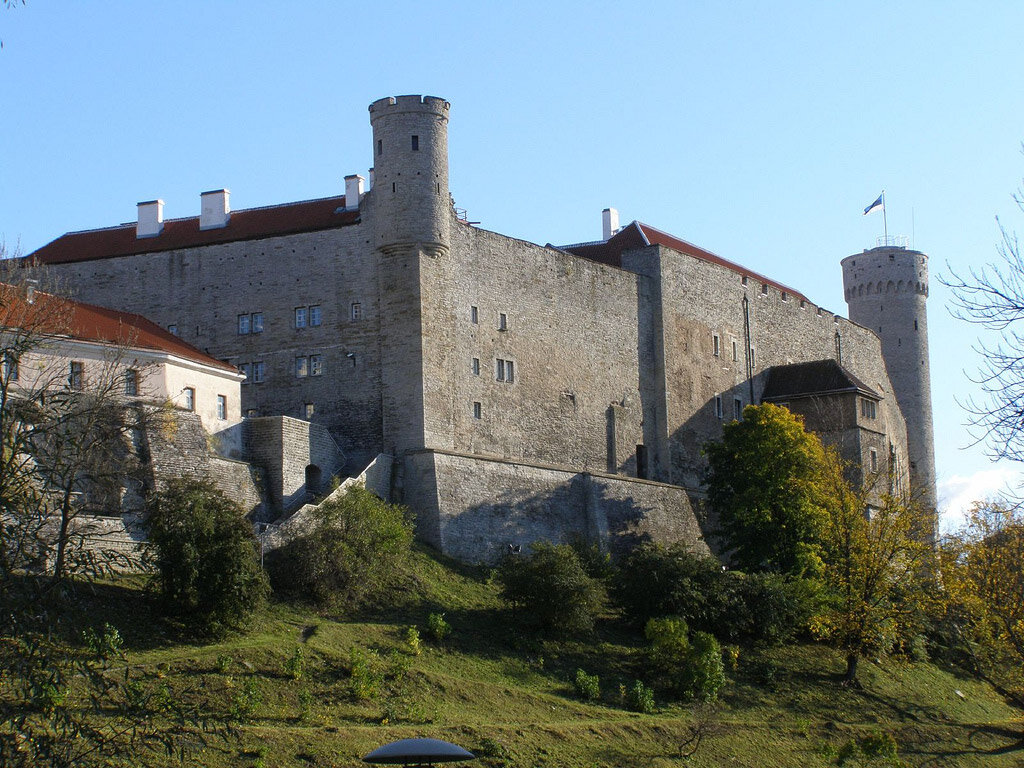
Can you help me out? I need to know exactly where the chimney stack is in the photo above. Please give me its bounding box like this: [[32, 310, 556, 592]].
[[200, 189, 230, 230], [137, 199, 164, 238], [602, 207, 619, 240], [344, 175, 365, 210]]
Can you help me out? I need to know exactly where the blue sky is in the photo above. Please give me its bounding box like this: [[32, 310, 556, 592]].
[[2, 2, 1022, 529]]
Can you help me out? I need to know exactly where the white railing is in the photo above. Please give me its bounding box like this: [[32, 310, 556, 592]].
[[875, 235, 909, 248]]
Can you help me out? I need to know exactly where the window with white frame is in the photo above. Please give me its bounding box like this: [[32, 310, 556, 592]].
[[295, 356, 308, 377], [470, 305, 478, 324], [860, 398, 877, 419], [252, 312, 263, 333], [498, 312, 508, 331], [253, 361, 265, 383], [238, 314, 250, 334], [304, 402, 315, 420], [309, 305, 322, 327], [472, 358, 480, 376], [183, 387, 195, 412], [715, 395, 724, 419], [310, 354, 322, 376], [351, 302, 362, 321], [125, 369, 138, 397], [295, 307, 307, 329], [217, 395, 227, 420], [713, 334, 720, 357]]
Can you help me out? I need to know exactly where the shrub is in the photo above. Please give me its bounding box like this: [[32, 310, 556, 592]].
[[573, 668, 601, 701], [645, 616, 690, 693], [270, 486, 413, 610], [145, 479, 269, 637], [426, 612, 451, 642], [404, 626, 422, 655], [284, 646, 305, 680], [625, 679, 655, 713], [496, 541, 605, 637], [230, 677, 262, 722], [615, 543, 817, 644], [682, 632, 725, 702], [348, 647, 384, 701]]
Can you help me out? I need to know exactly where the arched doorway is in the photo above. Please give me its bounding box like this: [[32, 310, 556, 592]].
[[305, 464, 323, 498]]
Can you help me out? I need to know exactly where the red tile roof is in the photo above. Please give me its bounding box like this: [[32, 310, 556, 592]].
[[0, 283, 238, 373], [26, 195, 359, 265], [560, 221, 809, 303]]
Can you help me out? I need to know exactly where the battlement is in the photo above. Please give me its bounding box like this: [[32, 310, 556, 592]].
[[369, 94, 450, 120]]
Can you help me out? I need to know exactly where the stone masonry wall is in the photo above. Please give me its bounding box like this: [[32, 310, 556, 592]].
[[38, 224, 384, 472], [441, 223, 645, 473], [404, 449, 710, 564]]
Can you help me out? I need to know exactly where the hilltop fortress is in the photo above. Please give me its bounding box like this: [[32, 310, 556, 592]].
[[24, 95, 936, 561]]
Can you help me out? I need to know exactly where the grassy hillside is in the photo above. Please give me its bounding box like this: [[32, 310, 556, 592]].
[[19, 546, 1024, 768]]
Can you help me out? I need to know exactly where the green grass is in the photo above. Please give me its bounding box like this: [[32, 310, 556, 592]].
[[10, 546, 1024, 767]]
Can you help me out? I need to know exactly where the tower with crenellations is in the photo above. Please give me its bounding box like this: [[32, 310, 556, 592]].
[[841, 245, 936, 531]]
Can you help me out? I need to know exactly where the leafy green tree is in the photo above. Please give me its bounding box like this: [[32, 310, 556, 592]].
[[940, 500, 1024, 705], [496, 541, 605, 637], [706, 403, 830, 575], [145, 479, 268, 637], [811, 453, 933, 684], [270, 485, 413, 610]]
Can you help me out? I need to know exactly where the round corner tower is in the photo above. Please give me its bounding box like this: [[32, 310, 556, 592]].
[[368, 95, 456, 463], [368, 94, 451, 254], [841, 245, 936, 517]]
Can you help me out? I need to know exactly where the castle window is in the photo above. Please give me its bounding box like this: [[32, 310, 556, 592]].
[[734, 397, 743, 420], [305, 402, 315, 420], [473, 401, 482, 420], [472, 358, 480, 376], [499, 313, 507, 331], [309, 305, 322, 327], [870, 448, 878, 473], [69, 361, 84, 390], [124, 369, 138, 397], [238, 314, 250, 334], [183, 387, 195, 412], [761, 283, 769, 296], [471, 306, 478, 324], [781, 292, 788, 302], [310, 354, 323, 376], [246, 408, 258, 417], [295, 356, 308, 378], [239, 363, 252, 383], [167, 324, 178, 336], [295, 307, 307, 329], [496, 359, 514, 383], [351, 302, 362, 321], [377, 139, 382, 156], [253, 361, 265, 383], [749, 346, 756, 368], [217, 395, 227, 420], [741, 275, 748, 286], [713, 334, 720, 357], [914, 319, 918, 330], [732, 341, 738, 362], [800, 299, 806, 308], [860, 398, 877, 419], [4, 354, 18, 382], [252, 313, 264, 333], [411, 135, 419, 151], [715, 396, 724, 419]]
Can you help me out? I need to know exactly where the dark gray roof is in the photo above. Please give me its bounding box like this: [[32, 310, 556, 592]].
[[761, 359, 880, 401]]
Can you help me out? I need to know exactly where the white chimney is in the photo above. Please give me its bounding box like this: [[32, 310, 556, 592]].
[[602, 207, 619, 240], [344, 174, 365, 210], [368, 167, 375, 190], [200, 189, 230, 230], [137, 199, 164, 238]]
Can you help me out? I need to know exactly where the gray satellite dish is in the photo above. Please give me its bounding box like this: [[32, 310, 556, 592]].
[[362, 738, 475, 767]]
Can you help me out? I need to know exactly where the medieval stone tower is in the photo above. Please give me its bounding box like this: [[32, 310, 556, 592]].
[[368, 95, 455, 456], [841, 246, 936, 520]]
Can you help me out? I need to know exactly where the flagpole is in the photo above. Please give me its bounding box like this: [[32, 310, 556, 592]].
[[882, 190, 888, 244]]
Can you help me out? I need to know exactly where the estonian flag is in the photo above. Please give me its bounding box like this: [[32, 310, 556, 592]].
[[863, 194, 884, 216]]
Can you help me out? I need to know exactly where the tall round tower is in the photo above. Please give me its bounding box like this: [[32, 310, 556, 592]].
[[368, 95, 451, 252], [841, 246, 937, 518], [368, 95, 455, 461]]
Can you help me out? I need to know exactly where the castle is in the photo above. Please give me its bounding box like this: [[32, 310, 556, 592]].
[[22, 95, 936, 561]]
